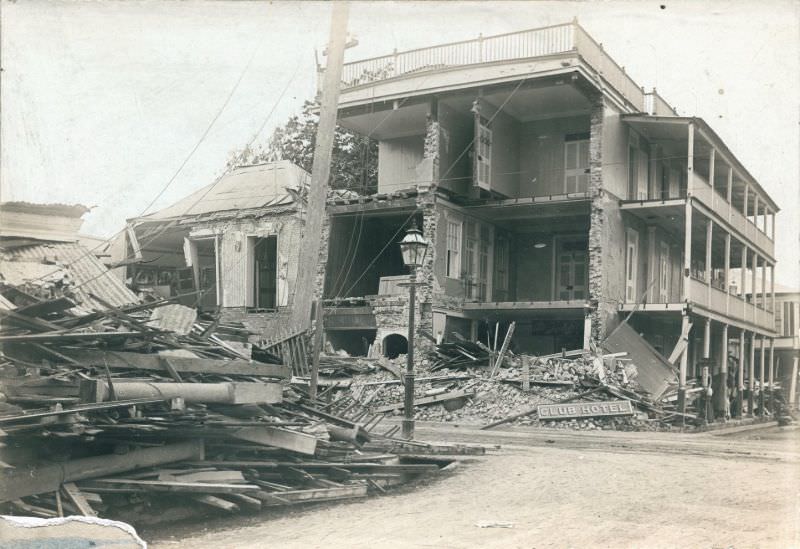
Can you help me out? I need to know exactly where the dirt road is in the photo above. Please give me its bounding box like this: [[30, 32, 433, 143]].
[[149, 423, 799, 549]]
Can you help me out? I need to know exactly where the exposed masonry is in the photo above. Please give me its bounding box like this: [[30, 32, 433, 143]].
[[588, 96, 605, 344]]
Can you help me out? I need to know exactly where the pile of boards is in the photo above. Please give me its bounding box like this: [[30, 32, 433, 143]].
[[0, 292, 465, 525]]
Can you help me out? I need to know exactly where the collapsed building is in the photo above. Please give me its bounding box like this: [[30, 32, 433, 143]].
[[115, 21, 784, 419], [319, 20, 782, 417]]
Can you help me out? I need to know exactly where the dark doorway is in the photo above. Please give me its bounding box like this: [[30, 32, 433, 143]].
[[383, 333, 409, 359], [254, 236, 277, 309]]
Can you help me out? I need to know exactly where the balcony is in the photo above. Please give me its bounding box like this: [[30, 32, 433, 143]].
[[689, 277, 773, 331], [691, 175, 773, 258], [328, 22, 674, 115]]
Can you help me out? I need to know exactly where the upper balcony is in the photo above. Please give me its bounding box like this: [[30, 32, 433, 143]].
[[323, 21, 675, 116], [620, 115, 778, 261]]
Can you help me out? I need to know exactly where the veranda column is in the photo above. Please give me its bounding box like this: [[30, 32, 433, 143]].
[[759, 336, 766, 416], [737, 330, 745, 419], [748, 332, 756, 416]]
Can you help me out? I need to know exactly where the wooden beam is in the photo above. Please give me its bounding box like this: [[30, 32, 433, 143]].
[[291, 2, 349, 330], [5, 347, 289, 379], [372, 389, 474, 413], [231, 426, 318, 456], [82, 478, 260, 494], [0, 440, 204, 503], [61, 482, 97, 517]]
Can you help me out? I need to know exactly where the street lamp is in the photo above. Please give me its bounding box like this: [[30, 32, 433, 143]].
[[399, 222, 429, 439]]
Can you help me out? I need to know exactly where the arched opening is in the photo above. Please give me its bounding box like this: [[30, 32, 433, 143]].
[[383, 333, 408, 359]]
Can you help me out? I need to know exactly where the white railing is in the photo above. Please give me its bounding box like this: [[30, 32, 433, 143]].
[[333, 21, 648, 111], [691, 175, 773, 257], [690, 277, 773, 330]]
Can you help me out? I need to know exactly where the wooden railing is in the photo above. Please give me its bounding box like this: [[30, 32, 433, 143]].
[[689, 277, 773, 330], [333, 21, 660, 112], [692, 175, 773, 257]]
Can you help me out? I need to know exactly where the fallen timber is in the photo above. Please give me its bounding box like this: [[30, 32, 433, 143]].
[[0, 289, 470, 525]]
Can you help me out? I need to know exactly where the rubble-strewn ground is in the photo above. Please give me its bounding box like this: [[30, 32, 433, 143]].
[[346, 353, 677, 431], [148, 423, 799, 549]]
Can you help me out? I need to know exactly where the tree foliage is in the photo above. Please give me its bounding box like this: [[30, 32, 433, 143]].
[[228, 100, 378, 193]]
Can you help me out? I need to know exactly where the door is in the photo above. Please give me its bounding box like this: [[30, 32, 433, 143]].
[[659, 241, 670, 303], [626, 228, 639, 303], [255, 236, 278, 309], [557, 241, 587, 301], [464, 221, 477, 299], [564, 140, 589, 193]]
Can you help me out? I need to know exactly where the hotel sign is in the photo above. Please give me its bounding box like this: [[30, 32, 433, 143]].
[[537, 400, 634, 420]]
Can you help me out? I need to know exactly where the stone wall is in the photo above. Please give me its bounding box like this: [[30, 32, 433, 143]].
[[588, 96, 605, 343]]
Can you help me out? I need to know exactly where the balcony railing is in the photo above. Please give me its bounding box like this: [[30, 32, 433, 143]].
[[331, 21, 673, 113], [689, 277, 773, 330], [692, 175, 773, 256]]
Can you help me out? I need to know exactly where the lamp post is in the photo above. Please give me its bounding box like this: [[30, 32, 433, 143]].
[[399, 222, 429, 440]]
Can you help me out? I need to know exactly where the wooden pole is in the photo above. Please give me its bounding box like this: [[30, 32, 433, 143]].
[[310, 300, 324, 400], [0, 441, 204, 503], [291, 1, 350, 330]]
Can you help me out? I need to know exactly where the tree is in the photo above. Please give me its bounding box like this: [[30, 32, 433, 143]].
[[228, 100, 378, 193]]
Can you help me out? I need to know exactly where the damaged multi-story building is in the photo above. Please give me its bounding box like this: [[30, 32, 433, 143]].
[[319, 20, 781, 415]]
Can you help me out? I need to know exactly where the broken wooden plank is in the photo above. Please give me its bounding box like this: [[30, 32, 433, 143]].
[[489, 321, 516, 377], [149, 304, 197, 336], [80, 478, 260, 494], [16, 297, 77, 317], [372, 390, 475, 413], [0, 398, 169, 425], [0, 440, 204, 503], [0, 331, 165, 343], [61, 482, 97, 517], [253, 484, 368, 506], [230, 426, 317, 456], [4, 347, 290, 378], [191, 494, 239, 512]]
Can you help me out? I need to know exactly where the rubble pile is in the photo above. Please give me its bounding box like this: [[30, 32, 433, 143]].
[[0, 287, 479, 526], [331, 340, 683, 431]]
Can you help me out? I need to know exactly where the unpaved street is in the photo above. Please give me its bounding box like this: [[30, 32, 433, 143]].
[[149, 423, 799, 549]]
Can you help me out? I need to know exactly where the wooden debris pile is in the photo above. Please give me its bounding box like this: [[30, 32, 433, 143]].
[[0, 292, 468, 526]]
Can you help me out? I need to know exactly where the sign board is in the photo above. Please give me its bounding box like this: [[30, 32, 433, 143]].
[[537, 400, 634, 420]]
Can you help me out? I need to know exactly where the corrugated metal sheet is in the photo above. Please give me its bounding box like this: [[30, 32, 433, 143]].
[[601, 321, 677, 399], [138, 161, 309, 222], [1, 242, 140, 311]]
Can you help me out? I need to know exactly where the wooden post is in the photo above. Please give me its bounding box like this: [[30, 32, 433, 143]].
[[683, 123, 694, 303], [790, 356, 799, 410], [291, 1, 350, 330], [751, 252, 758, 307], [759, 336, 766, 416], [748, 331, 756, 416], [737, 330, 745, 419], [768, 337, 775, 413], [678, 312, 690, 418], [703, 318, 711, 359], [705, 218, 712, 301], [310, 300, 324, 400], [719, 323, 728, 419]]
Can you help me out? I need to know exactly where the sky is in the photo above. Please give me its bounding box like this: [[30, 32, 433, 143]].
[[1, 0, 798, 286]]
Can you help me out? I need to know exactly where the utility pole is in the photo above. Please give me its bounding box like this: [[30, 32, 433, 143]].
[[291, 2, 350, 330]]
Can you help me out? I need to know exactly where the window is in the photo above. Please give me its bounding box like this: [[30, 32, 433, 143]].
[[659, 241, 670, 303], [625, 228, 639, 303], [564, 139, 589, 193], [476, 122, 492, 189], [446, 220, 462, 279]]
